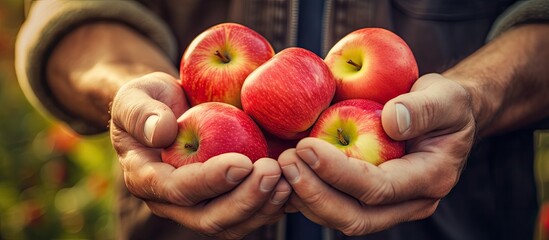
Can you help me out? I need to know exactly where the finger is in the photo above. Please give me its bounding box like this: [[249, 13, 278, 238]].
[[217, 179, 292, 239], [287, 194, 329, 226], [284, 193, 300, 213], [280, 147, 440, 235], [278, 148, 366, 232], [111, 72, 188, 148], [250, 178, 291, 223], [294, 138, 398, 204], [123, 151, 253, 206], [148, 158, 282, 236], [381, 73, 473, 141], [294, 137, 461, 205], [293, 193, 439, 236]]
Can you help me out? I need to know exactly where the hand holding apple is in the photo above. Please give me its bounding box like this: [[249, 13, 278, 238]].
[[324, 28, 418, 104], [180, 23, 274, 108], [309, 99, 404, 165], [241, 47, 336, 140], [279, 74, 475, 236], [110, 73, 291, 239], [162, 102, 268, 167]]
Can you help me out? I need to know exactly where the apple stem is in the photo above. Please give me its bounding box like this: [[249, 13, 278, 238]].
[[346, 59, 362, 71], [215, 50, 230, 63], [184, 143, 198, 152], [337, 128, 349, 146]]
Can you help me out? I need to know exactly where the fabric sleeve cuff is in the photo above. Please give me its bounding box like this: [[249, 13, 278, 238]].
[[15, 0, 177, 135], [487, 0, 549, 41]]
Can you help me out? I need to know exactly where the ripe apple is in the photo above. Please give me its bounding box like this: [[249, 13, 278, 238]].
[[309, 99, 404, 165], [324, 28, 418, 104], [161, 102, 268, 168], [180, 23, 274, 108], [241, 47, 336, 140], [263, 131, 300, 159]]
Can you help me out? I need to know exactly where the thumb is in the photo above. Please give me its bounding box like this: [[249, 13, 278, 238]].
[[381, 73, 473, 141], [111, 72, 188, 148]]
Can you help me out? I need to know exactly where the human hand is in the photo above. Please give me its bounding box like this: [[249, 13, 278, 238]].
[[278, 73, 476, 236], [110, 72, 291, 239]]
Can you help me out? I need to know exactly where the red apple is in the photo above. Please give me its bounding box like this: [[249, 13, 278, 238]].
[[180, 23, 274, 108], [309, 99, 404, 165], [161, 102, 268, 167], [263, 131, 300, 159], [324, 28, 418, 104], [241, 47, 336, 140]]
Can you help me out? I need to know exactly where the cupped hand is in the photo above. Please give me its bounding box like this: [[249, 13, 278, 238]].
[[110, 72, 291, 239], [278, 73, 476, 236]]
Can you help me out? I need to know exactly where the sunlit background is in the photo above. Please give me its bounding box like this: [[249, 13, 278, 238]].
[[1, 1, 549, 240], [0, 1, 116, 239]]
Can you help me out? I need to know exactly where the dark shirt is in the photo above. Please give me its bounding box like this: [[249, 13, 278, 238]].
[[289, 1, 539, 240]]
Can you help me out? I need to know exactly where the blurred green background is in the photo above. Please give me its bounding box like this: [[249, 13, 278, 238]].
[[0, 1, 116, 239]]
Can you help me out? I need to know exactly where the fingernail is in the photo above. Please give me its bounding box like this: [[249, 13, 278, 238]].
[[395, 103, 411, 134], [144, 115, 159, 143], [281, 164, 300, 183], [297, 148, 318, 167], [260, 175, 279, 192], [270, 190, 290, 205], [226, 167, 250, 183]]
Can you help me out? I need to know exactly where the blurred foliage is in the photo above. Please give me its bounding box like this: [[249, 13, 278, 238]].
[[0, 1, 116, 239], [536, 131, 549, 240]]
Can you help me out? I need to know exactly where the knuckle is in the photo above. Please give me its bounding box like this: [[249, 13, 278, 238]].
[[163, 181, 196, 206], [140, 165, 159, 189], [420, 96, 438, 131], [112, 91, 146, 135], [340, 218, 370, 236], [141, 166, 161, 198], [123, 172, 139, 195], [200, 169, 225, 196], [302, 190, 328, 209], [197, 216, 224, 236], [233, 197, 259, 217], [360, 180, 396, 205], [124, 104, 143, 135], [125, 164, 161, 200]]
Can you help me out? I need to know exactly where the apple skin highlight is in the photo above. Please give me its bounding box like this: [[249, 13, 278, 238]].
[[310, 99, 404, 165], [161, 102, 268, 168], [180, 23, 274, 108], [241, 47, 336, 140], [325, 28, 418, 104]]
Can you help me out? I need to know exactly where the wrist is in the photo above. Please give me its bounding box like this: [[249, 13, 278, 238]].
[[443, 24, 549, 137], [442, 69, 502, 138], [46, 23, 177, 132]]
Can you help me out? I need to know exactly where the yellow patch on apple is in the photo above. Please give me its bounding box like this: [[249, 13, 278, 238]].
[[330, 47, 370, 80]]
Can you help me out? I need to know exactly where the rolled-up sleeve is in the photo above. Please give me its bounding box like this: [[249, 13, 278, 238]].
[[488, 0, 549, 41], [15, 0, 177, 135]]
